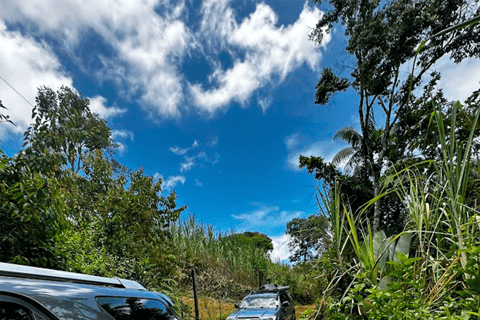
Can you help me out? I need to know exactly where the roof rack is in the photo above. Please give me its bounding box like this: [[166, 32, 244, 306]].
[[255, 283, 289, 293], [0, 262, 145, 290]]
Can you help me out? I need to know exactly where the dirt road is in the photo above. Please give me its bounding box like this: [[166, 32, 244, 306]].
[[180, 297, 315, 320]]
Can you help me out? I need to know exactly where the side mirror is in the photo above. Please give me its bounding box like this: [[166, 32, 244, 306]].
[[282, 301, 290, 308], [234, 303, 240, 309]]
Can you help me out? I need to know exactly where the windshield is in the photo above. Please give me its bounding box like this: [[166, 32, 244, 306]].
[[239, 295, 278, 309]]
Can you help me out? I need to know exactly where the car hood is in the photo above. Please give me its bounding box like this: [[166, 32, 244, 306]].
[[229, 308, 278, 318]]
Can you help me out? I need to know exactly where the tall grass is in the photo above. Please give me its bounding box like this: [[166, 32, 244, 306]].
[[320, 103, 480, 318], [169, 215, 272, 297]]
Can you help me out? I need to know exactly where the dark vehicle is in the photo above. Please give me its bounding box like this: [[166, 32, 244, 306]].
[[227, 284, 295, 320], [0, 262, 180, 320]]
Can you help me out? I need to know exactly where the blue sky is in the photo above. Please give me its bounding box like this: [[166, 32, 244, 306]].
[[1, 0, 479, 262]]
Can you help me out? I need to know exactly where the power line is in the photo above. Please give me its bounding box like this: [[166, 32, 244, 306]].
[[0, 75, 34, 108]]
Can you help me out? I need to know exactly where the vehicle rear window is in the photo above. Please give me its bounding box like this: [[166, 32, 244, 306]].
[[96, 297, 177, 320], [0, 302, 34, 320]]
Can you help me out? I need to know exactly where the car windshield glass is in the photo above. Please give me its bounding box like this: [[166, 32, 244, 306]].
[[239, 295, 278, 309], [97, 297, 179, 320]]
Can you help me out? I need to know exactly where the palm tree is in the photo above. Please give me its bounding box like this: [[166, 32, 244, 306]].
[[331, 118, 385, 230]]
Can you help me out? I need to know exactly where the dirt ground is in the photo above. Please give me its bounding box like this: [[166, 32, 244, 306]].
[[180, 296, 316, 320]]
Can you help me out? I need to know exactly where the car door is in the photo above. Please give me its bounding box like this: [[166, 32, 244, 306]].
[[279, 293, 293, 320]]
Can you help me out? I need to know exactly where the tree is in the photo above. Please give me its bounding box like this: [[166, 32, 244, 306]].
[[0, 101, 15, 127], [24, 86, 114, 173], [309, 0, 480, 231], [286, 214, 329, 263], [226, 232, 274, 253], [0, 149, 66, 267], [59, 150, 186, 282]]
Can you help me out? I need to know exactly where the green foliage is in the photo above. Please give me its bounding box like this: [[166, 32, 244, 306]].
[[58, 150, 186, 289], [225, 232, 274, 253], [309, 0, 480, 232], [0, 149, 66, 267], [317, 103, 480, 318], [287, 214, 329, 263], [0, 100, 15, 127], [315, 68, 349, 105], [24, 86, 114, 173]]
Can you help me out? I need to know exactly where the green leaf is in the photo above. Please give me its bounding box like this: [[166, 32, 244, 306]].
[[394, 233, 412, 262], [397, 251, 408, 263]]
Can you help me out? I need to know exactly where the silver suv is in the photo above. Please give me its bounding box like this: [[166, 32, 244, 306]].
[[227, 284, 295, 320], [0, 262, 180, 320]]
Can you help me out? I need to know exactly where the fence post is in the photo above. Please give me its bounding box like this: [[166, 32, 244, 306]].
[[192, 269, 200, 320]]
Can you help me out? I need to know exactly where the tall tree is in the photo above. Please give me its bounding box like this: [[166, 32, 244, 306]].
[[59, 150, 186, 281], [286, 214, 329, 263], [309, 0, 480, 230], [24, 86, 114, 173]]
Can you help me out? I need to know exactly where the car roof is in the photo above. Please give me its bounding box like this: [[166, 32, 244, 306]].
[[0, 262, 173, 320], [253, 283, 290, 294]]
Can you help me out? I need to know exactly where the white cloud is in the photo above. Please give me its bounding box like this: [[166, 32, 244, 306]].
[[170, 140, 201, 156], [207, 136, 219, 147], [270, 234, 291, 263], [111, 130, 134, 153], [0, 21, 125, 140], [180, 157, 196, 172], [112, 130, 134, 140], [191, 2, 329, 112], [232, 204, 302, 228], [284, 133, 301, 150], [1, 1, 331, 118], [170, 146, 190, 156], [89, 96, 126, 119], [1, 0, 189, 117], [258, 97, 272, 113], [163, 175, 186, 192], [436, 56, 480, 102], [171, 140, 219, 173], [284, 133, 346, 171], [195, 179, 203, 187], [0, 21, 72, 134]]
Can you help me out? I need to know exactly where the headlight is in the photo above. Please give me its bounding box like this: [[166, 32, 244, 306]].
[[226, 316, 236, 320], [261, 316, 276, 320]]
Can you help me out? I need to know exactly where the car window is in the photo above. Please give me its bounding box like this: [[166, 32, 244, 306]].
[[279, 293, 290, 306], [239, 295, 278, 309], [0, 302, 34, 320], [97, 297, 179, 320], [0, 296, 52, 320]]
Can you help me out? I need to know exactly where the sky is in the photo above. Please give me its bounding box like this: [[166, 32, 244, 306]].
[[0, 0, 479, 263]]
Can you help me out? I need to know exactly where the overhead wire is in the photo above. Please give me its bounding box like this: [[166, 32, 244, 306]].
[[0, 74, 35, 108]]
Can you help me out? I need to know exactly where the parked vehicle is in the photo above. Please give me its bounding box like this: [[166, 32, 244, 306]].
[[0, 262, 180, 320], [227, 284, 295, 320]]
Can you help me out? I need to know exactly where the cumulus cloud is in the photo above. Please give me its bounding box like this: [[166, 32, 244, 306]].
[[190, 2, 329, 112], [162, 175, 187, 192], [89, 96, 126, 119], [1, 0, 330, 118], [0, 21, 72, 134], [1, 0, 189, 117], [270, 234, 291, 263], [231, 204, 303, 228], [0, 21, 126, 139], [284, 133, 347, 170]]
